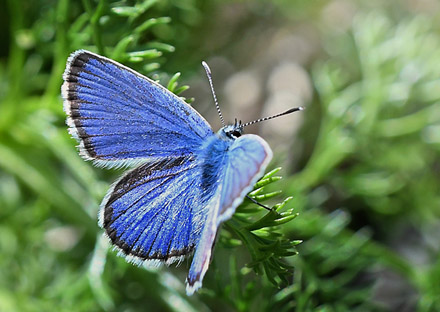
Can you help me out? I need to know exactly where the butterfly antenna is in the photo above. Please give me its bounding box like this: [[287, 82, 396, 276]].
[[240, 106, 305, 129], [202, 61, 225, 127]]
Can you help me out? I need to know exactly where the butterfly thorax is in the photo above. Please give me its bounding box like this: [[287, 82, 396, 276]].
[[197, 127, 241, 194]]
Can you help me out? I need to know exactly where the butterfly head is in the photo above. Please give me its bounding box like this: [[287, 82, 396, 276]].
[[222, 119, 243, 139], [202, 60, 304, 141]]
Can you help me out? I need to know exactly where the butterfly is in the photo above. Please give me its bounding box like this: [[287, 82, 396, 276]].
[[62, 50, 302, 295]]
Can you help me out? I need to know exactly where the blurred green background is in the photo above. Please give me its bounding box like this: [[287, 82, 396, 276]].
[[1, 0, 440, 311]]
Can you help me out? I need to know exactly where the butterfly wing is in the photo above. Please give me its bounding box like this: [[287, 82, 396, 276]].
[[186, 134, 272, 295], [62, 50, 213, 167], [100, 154, 218, 265]]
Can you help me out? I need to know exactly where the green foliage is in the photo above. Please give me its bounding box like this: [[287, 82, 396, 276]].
[[229, 168, 300, 288], [283, 11, 440, 312]]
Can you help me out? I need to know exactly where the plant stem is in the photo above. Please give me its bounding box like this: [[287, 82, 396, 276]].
[[82, 0, 105, 55], [44, 0, 70, 103]]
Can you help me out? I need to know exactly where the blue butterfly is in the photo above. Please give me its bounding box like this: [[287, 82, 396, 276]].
[[62, 50, 302, 295]]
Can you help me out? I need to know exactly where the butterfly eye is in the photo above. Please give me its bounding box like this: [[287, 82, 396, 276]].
[[232, 130, 242, 137], [227, 129, 242, 139]]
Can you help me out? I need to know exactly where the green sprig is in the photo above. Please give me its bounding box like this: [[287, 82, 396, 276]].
[[224, 168, 301, 289]]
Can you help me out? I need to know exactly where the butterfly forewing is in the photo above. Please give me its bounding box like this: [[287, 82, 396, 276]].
[[62, 50, 213, 167], [217, 134, 272, 220], [186, 134, 272, 294]]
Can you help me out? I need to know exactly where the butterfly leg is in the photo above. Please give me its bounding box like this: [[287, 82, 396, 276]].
[[246, 195, 272, 211]]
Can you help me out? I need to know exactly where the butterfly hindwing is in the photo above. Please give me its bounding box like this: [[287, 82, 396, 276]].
[[62, 50, 213, 167], [100, 155, 218, 264]]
